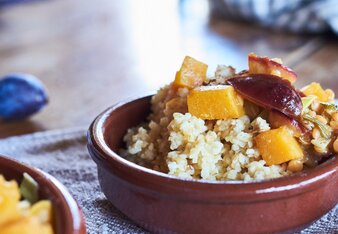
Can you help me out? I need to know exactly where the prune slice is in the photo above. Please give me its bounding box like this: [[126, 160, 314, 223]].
[[227, 74, 302, 119]]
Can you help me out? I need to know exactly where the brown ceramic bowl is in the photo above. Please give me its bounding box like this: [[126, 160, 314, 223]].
[[87, 95, 338, 234], [0, 155, 86, 234]]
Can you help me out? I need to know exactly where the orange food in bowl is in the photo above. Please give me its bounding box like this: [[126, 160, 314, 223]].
[[301, 82, 331, 102], [0, 175, 54, 234], [255, 126, 304, 166], [187, 85, 244, 120], [0, 175, 21, 227], [174, 56, 208, 89], [0, 156, 86, 234]]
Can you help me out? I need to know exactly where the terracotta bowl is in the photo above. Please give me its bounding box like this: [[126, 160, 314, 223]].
[[87, 95, 338, 234], [0, 155, 86, 234]]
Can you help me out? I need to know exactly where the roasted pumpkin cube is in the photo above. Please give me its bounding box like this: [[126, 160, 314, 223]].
[[301, 82, 330, 102], [0, 175, 20, 227], [0, 216, 54, 234], [255, 126, 304, 166], [30, 200, 53, 224], [174, 56, 208, 89], [187, 85, 245, 120]]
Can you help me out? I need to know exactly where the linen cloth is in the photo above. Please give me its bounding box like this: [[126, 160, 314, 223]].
[[210, 0, 338, 35], [0, 128, 336, 233]]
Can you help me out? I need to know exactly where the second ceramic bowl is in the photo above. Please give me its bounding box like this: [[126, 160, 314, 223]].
[[0, 155, 86, 234]]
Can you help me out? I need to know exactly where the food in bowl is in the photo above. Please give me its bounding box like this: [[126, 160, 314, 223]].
[[122, 53, 337, 181], [0, 156, 86, 234], [0, 173, 53, 234]]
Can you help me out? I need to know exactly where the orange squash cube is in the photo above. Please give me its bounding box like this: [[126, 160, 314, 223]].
[[248, 53, 297, 84], [30, 200, 53, 224], [301, 82, 330, 102], [0, 217, 54, 234], [187, 85, 245, 120], [254, 126, 304, 166], [174, 56, 208, 89], [0, 175, 20, 227]]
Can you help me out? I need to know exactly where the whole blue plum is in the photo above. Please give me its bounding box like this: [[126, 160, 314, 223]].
[[0, 74, 48, 120]]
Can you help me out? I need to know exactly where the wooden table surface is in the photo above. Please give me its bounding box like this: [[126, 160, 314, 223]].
[[0, 0, 337, 139]]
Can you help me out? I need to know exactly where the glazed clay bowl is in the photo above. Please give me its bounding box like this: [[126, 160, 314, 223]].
[[0, 155, 86, 234], [87, 95, 338, 234]]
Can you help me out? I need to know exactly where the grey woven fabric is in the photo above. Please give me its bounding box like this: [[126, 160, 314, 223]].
[[210, 0, 338, 35], [0, 128, 336, 233]]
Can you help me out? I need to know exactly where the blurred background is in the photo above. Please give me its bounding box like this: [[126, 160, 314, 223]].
[[0, 0, 337, 138]]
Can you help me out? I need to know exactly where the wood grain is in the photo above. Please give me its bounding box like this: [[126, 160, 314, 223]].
[[0, 0, 336, 138], [293, 41, 338, 92]]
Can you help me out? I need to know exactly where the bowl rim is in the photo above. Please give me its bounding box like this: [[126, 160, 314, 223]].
[[88, 95, 338, 202], [0, 155, 86, 234]]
